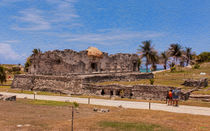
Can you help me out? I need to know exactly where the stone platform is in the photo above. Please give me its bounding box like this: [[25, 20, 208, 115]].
[[12, 72, 153, 95]]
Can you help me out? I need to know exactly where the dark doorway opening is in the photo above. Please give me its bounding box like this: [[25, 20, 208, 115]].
[[133, 63, 137, 71], [91, 63, 98, 72], [116, 90, 120, 96], [101, 89, 105, 95], [110, 90, 113, 96]]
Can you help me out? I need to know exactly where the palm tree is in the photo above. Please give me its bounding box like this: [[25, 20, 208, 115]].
[[32, 48, 42, 55], [160, 51, 169, 69], [168, 44, 182, 65], [184, 47, 192, 66], [137, 40, 156, 72], [149, 50, 159, 71], [0, 66, 6, 84]]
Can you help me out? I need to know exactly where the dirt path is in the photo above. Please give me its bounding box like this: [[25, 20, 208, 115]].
[[1, 92, 210, 116]]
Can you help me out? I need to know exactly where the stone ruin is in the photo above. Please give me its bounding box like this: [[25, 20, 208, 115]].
[[0, 94, 16, 101], [28, 47, 140, 75], [182, 78, 208, 88], [12, 47, 189, 100]]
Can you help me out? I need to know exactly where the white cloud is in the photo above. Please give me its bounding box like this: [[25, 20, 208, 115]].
[[2, 40, 20, 44], [11, 0, 80, 31], [12, 8, 51, 31], [62, 29, 165, 45], [0, 43, 22, 60]]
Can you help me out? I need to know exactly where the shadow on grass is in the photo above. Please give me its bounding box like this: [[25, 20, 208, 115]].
[[99, 121, 174, 131]]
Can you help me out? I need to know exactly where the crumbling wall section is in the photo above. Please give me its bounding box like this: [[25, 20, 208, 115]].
[[12, 74, 84, 94], [83, 84, 189, 101], [28, 49, 140, 75]]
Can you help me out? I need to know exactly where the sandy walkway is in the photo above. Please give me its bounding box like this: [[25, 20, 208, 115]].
[[1, 92, 210, 116]]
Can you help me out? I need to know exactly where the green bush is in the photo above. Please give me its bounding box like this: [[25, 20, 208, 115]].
[[170, 66, 176, 72], [12, 67, 21, 72], [193, 63, 200, 69], [73, 101, 79, 108], [149, 79, 154, 85], [198, 52, 210, 63]]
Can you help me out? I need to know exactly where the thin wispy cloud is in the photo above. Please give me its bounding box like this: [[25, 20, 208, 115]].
[[12, 9, 51, 31], [2, 40, 20, 44], [0, 43, 21, 60], [62, 30, 165, 45], [11, 0, 80, 31]]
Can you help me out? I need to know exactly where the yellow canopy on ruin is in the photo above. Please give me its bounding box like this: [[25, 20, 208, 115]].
[[87, 47, 103, 58]]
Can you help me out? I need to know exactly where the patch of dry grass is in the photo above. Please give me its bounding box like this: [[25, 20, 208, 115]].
[[1, 99, 210, 131]]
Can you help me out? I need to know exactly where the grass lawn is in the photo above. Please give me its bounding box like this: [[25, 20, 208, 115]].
[[97, 62, 210, 93], [99, 121, 173, 131], [0, 99, 210, 131]]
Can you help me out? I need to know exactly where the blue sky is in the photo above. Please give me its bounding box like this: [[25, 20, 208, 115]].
[[0, 0, 210, 64]]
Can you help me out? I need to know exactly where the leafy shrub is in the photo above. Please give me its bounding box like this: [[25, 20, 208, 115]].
[[13, 71, 21, 74], [170, 66, 176, 72], [73, 101, 79, 108], [149, 79, 154, 85], [12, 67, 21, 72], [193, 63, 200, 69], [198, 52, 210, 63]]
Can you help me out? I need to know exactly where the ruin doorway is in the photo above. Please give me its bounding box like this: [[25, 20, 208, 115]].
[[101, 89, 105, 95], [133, 63, 137, 71], [91, 63, 98, 72]]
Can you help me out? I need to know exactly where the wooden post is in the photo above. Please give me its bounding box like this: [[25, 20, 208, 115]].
[[34, 92, 37, 100], [88, 97, 90, 104], [71, 106, 74, 131], [149, 102, 151, 110]]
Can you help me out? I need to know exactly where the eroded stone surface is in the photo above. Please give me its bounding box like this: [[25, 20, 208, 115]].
[[0, 94, 16, 101], [182, 78, 208, 87], [28, 48, 140, 75]]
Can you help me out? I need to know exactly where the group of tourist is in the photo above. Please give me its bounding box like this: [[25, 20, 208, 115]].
[[166, 89, 181, 106]]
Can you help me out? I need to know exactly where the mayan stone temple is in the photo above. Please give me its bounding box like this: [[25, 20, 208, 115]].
[[12, 47, 188, 100]]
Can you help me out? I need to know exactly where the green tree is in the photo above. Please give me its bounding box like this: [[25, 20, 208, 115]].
[[24, 57, 31, 72], [149, 50, 159, 71], [160, 51, 169, 70], [184, 47, 192, 66], [32, 48, 42, 55], [198, 52, 210, 63], [137, 40, 153, 72], [0, 66, 6, 84], [137, 40, 158, 72], [168, 43, 182, 65]]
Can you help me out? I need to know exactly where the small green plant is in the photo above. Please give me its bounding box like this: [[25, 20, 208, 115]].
[[149, 79, 154, 85], [193, 63, 200, 69], [170, 66, 176, 72], [120, 90, 124, 98], [73, 101, 79, 108]]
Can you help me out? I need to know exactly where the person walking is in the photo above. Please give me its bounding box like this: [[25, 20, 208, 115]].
[[172, 89, 180, 106], [168, 90, 173, 106]]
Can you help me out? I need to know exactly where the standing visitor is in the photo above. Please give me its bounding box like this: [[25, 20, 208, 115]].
[[168, 90, 173, 106], [172, 89, 180, 106]]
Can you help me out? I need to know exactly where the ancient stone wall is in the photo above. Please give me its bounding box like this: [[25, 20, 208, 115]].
[[83, 84, 188, 100], [12, 74, 84, 94], [12, 72, 153, 95], [28, 49, 140, 75], [182, 78, 208, 87]]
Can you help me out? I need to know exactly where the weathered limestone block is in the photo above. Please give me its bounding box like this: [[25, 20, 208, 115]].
[[83, 84, 188, 101], [0, 94, 16, 101], [182, 78, 208, 87], [28, 48, 140, 75], [12, 73, 154, 96]]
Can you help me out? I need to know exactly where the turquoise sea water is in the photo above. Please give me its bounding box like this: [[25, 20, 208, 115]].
[[140, 68, 164, 73]]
